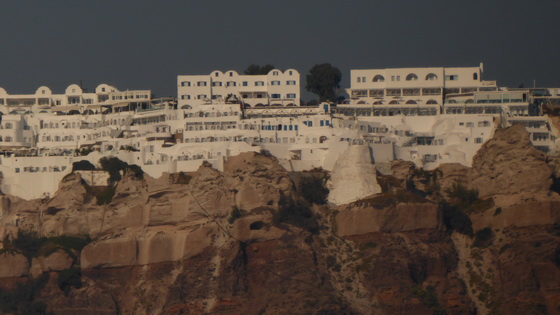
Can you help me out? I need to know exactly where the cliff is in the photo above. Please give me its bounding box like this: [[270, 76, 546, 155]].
[[0, 126, 558, 314]]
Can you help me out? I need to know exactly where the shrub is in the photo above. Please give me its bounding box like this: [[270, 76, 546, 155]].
[[300, 175, 329, 205], [493, 207, 502, 216], [48, 235, 91, 252], [274, 195, 318, 233], [359, 242, 377, 251], [410, 285, 447, 314], [57, 267, 82, 296], [441, 201, 473, 236], [12, 231, 48, 260], [171, 172, 192, 184], [96, 186, 116, 205], [0, 273, 50, 314], [71, 160, 96, 172], [473, 227, 494, 247], [3, 232, 91, 261], [99, 156, 129, 183], [126, 164, 144, 180], [446, 182, 479, 209]]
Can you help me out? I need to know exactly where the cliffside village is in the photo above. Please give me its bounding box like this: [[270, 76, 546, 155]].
[[1, 63, 559, 200]]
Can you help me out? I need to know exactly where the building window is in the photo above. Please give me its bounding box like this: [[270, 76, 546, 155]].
[[271, 93, 281, 99], [286, 80, 296, 85], [197, 81, 207, 87], [242, 81, 248, 86], [255, 81, 265, 86], [226, 81, 236, 87], [229, 72, 233, 77], [271, 80, 280, 85], [181, 81, 191, 87], [386, 89, 401, 96], [445, 75, 459, 81], [426, 73, 438, 81], [373, 75, 385, 82], [273, 71, 279, 76], [212, 82, 222, 87], [391, 75, 400, 81], [475, 138, 483, 143], [473, 72, 478, 80], [197, 94, 207, 99], [286, 93, 296, 98], [406, 73, 418, 81]]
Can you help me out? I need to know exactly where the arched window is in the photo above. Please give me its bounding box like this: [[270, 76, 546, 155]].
[[406, 73, 418, 81], [389, 100, 400, 104], [465, 99, 475, 104], [426, 99, 438, 104], [425, 73, 438, 81], [473, 72, 478, 80], [373, 101, 383, 105], [373, 75, 385, 82], [405, 100, 417, 104]]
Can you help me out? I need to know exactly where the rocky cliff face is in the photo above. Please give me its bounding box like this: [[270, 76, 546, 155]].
[[468, 123, 553, 197], [0, 127, 558, 314]]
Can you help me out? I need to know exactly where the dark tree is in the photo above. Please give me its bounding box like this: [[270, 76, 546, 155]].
[[244, 64, 275, 75], [72, 160, 96, 172], [305, 63, 342, 102]]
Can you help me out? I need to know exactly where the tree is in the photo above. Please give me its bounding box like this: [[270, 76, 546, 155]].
[[305, 63, 342, 102], [72, 160, 96, 172], [244, 64, 275, 75]]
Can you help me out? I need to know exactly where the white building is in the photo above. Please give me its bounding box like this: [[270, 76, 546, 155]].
[[346, 63, 497, 106], [0, 84, 155, 150], [0, 84, 151, 113], [177, 69, 300, 108], [0, 64, 559, 201]]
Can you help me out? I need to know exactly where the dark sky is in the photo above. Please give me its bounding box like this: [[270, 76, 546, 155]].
[[1, 0, 559, 100]]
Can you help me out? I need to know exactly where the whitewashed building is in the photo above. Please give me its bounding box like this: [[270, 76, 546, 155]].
[[177, 69, 300, 108], [346, 63, 497, 106]]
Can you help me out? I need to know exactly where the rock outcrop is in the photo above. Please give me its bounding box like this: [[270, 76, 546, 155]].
[[335, 202, 440, 236], [0, 253, 29, 277], [0, 138, 558, 314], [468, 124, 553, 197]]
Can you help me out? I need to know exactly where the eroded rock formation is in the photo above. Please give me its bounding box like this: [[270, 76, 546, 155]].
[[0, 128, 558, 314]]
